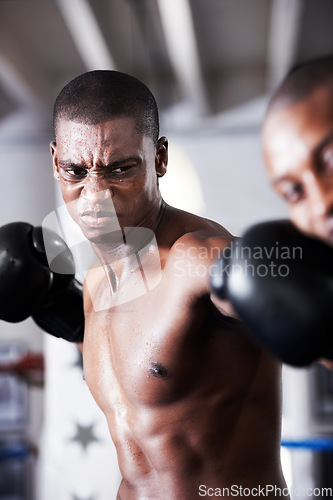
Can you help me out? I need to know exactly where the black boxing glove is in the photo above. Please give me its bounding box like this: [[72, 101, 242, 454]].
[[0, 222, 84, 343], [210, 220, 333, 366]]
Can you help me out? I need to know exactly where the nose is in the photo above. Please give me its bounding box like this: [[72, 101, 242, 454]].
[[306, 174, 333, 218], [305, 176, 333, 239], [81, 173, 113, 203]]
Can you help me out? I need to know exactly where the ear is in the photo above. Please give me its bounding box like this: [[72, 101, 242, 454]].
[[155, 136, 168, 178], [50, 141, 60, 181]]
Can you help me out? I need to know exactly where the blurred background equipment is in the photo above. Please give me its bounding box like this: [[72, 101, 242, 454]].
[[1, 0, 332, 129], [1, 1, 333, 498], [0, 342, 42, 500]]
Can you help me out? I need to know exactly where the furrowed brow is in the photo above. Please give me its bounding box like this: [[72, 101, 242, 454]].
[[58, 160, 86, 168], [105, 156, 140, 168], [58, 157, 140, 169]]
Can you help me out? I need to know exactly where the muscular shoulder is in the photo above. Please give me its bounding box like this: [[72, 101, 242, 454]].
[[162, 208, 236, 316], [168, 208, 233, 264], [160, 204, 231, 245], [161, 209, 228, 289]]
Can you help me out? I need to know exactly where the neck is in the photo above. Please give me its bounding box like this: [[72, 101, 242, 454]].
[[136, 196, 166, 234], [90, 199, 166, 295]]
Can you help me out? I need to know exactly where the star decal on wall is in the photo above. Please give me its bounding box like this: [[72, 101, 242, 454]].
[[69, 423, 100, 452]]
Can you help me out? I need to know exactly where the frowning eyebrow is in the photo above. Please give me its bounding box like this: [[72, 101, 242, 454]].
[[58, 156, 141, 169]]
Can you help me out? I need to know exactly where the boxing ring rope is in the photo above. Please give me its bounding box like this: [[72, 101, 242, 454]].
[[0, 444, 32, 461], [2, 441, 333, 462], [281, 438, 333, 451]]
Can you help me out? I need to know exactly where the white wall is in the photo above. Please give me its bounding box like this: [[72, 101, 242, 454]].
[[0, 110, 56, 499], [163, 130, 288, 234]]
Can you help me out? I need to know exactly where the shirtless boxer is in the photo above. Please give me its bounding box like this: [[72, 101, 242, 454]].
[[262, 56, 333, 370], [48, 71, 288, 499]]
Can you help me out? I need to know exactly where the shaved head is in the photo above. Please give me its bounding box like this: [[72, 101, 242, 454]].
[[267, 55, 333, 116], [53, 70, 160, 144]]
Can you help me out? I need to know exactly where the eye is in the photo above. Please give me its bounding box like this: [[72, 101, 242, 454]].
[[280, 182, 304, 204], [110, 165, 133, 175], [61, 166, 87, 180], [68, 168, 86, 176], [321, 148, 333, 173]]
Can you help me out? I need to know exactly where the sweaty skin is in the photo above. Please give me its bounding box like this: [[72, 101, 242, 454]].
[[51, 117, 288, 499]]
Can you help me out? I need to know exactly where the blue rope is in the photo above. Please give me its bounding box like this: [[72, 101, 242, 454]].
[[281, 438, 333, 451], [0, 444, 31, 461]]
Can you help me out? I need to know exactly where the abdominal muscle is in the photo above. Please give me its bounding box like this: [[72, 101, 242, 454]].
[[103, 378, 286, 500]]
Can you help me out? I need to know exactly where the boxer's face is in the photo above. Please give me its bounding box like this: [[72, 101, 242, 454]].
[[263, 86, 333, 244], [50, 117, 167, 244]]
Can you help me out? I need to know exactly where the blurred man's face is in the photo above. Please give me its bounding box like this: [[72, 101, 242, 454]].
[[262, 86, 333, 245]]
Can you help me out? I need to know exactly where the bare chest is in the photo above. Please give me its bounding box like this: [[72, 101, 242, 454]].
[[82, 280, 256, 418], [83, 287, 209, 407]]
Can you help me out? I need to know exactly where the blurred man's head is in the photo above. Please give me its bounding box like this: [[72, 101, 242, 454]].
[[262, 56, 333, 244]]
